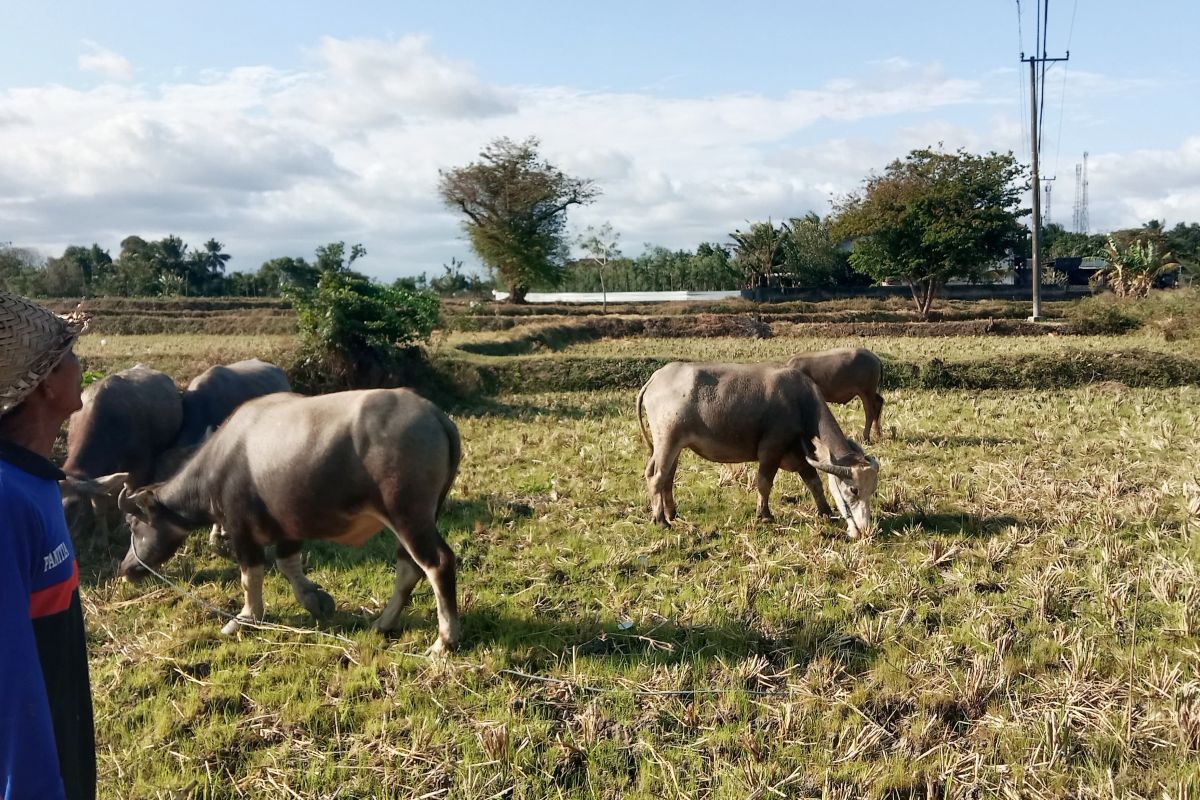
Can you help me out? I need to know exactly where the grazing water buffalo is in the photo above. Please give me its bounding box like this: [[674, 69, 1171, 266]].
[[637, 362, 880, 537], [786, 347, 884, 443], [60, 364, 182, 541], [165, 358, 290, 550], [174, 358, 291, 447], [111, 388, 463, 653]]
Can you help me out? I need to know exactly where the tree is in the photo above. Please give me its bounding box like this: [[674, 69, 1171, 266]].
[[833, 147, 1028, 318], [1042, 222, 1105, 260], [47, 244, 113, 296], [187, 238, 231, 294], [575, 223, 622, 312], [729, 220, 786, 288], [259, 256, 319, 292], [315, 241, 367, 274], [424, 258, 491, 297], [154, 235, 190, 292], [439, 136, 598, 303], [1166, 222, 1200, 267], [0, 243, 42, 294], [779, 212, 864, 287], [1094, 235, 1179, 298]]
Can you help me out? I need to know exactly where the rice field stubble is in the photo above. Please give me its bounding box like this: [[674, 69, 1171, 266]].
[[81, 373, 1200, 797]]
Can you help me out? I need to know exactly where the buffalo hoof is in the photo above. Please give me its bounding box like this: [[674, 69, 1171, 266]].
[[301, 588, 336, 619], [756, 511, 775, 523], [209, 531, 231, 556], [371, 613, 403, 634], [426, 636, 456, 657], [651, 515, 671, 528], [220, 615, 255, 636]]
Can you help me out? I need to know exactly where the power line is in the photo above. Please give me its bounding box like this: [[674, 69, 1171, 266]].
[[1038, 0, 1050, 157], [1050, 0, 1078, 199], [1021, 25, 1068, 321], [1015, 1, 1030, 159]]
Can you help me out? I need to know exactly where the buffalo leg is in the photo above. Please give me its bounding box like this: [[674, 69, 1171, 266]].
[[208, 524, 230, 553], [391, 518, 459, 655], [755, 457, 781, 521], [221, 563, 265, 635], [276, 540, 334, 619], [645, 439, 683, 527], [221, 535, 266, 635], [858, 393, 872, 443], [798, 462, 836, 518], [373, 545, 424, 633], [872, 393, 885, 440]]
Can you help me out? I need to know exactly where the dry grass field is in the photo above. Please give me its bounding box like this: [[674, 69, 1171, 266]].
[[68, 296, 1200, 799]]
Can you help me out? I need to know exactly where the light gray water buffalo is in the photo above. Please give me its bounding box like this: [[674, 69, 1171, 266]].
[[108, 388, 463, 654], [174, 358, 291, 447], [60, 364, 183, 541], [786, 347, 884, 443], [637, 362, 880, 537]]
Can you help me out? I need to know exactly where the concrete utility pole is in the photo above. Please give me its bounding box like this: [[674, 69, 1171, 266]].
[[1023, 49, 1068, 321]]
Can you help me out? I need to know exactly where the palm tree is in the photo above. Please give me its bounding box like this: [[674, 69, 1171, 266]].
[[729, 220, 786, 288]]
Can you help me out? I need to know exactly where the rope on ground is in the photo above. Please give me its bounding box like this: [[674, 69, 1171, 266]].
[[128, 533, 790, 698]]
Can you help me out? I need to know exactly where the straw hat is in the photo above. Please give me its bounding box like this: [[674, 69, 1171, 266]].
[[0, 291, 90, 414]]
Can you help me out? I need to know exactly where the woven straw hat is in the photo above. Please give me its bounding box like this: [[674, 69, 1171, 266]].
[[0, 291, 90, 414]]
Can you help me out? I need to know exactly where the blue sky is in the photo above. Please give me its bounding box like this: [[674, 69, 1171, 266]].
[[2, 1, 1198, 279]]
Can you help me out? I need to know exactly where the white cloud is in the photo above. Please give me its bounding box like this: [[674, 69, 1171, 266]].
[[4, 36, 1197, 278], [78, 40, 133, 81]]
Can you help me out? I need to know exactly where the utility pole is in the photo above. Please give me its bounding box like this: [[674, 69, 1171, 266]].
[[1023, 49, 1068, 321], [1042, 177, 1055, 227]]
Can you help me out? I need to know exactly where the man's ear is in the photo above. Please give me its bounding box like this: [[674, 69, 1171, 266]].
[[61, 472, 130, 498]]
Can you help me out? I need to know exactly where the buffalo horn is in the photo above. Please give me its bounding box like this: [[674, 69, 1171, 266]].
[[806, 457, 855, 479], [117, 486, 143, 516]]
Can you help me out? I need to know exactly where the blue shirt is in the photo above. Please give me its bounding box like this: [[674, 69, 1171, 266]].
[[1, 440, 95, 800]]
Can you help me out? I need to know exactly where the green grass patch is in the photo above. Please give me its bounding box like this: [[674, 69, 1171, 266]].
[[82, 385, 1200, 797]]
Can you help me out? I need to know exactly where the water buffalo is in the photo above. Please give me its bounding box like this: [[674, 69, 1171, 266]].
[[110, 388, 463, 654], [637, 362, 880, 537], [60, 364, 182, 541], [166, 358, 290, 550], [174, 358, 291, 447], [786, 347, 884, 443]]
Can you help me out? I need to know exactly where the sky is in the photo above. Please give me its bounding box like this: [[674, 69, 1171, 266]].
[[2, 0, 1198, 280]]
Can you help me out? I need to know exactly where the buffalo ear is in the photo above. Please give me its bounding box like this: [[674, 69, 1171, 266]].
[[117, 486, 155, 520], [61, 472, 131, 498]]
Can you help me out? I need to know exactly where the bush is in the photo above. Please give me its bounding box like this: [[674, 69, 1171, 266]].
[[1065, 297, 1141, 335], [287, 271, 439, 388]]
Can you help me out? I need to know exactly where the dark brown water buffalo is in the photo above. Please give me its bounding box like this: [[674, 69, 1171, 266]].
[[637, 362, 880, 537], [174, 358, 290, 447], [109, 388, 463, 654], [786, 347, 884, 443], [60, 364, 182, 540]]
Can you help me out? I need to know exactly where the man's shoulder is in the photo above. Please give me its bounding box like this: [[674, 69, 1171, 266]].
[[0, 460, 46, 513]]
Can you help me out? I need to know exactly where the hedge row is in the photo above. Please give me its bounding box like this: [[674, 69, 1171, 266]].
[[453, 317, 1080, 357], [79, 314, 299, 335], [436, 348, 1200, 396]]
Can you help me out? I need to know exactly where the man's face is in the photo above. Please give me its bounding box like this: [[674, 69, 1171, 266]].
[[41, 348, 84, 420]]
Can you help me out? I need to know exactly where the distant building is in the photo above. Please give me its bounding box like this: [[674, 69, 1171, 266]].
[[1052, 256, 1108, 287]]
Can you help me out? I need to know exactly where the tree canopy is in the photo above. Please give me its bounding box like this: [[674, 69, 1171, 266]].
[[833, 147, 1028, 317], [439, 136, 598, 302]]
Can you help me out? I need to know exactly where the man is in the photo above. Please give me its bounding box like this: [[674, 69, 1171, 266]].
[[1, 291, 95, 800]]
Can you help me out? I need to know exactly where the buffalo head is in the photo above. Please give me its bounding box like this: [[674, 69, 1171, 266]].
[[115, 485, 193, 582], [807, 450, 880, 538]]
